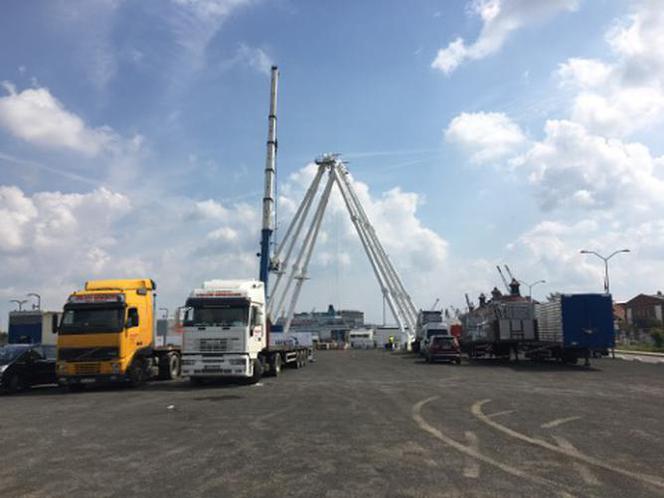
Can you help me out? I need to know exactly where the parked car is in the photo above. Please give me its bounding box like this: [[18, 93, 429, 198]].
[[0, 344, 57, 393], [425, 335, 461, 364]]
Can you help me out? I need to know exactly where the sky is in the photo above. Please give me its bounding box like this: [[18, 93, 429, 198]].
[[1, 0, 663, 329]]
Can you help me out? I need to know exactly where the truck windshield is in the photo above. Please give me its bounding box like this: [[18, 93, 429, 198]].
[[0, 345, 29, 365], [60, 307, 124, 334], [185, 306, 248, 327]]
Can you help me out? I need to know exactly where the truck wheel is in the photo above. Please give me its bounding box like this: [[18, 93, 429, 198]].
[[7, 374, 24, 394], [128, 360, 146, 388], [159, 353, 180, 380], [269, 354, 282, 377], [246, 359, 263, 384]]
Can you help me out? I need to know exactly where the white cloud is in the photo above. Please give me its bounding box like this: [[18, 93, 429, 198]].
[[557, 1, 664, 137], [169, 0, 255, 70], [515, 119, 664, 211], [236, 44, 274, 76], [432, 0, 578, 74], [445, 111, 526, 163], [0, 83, 119, 156]]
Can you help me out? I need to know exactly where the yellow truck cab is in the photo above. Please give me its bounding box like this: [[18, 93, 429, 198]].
[[57, 279, 180, 389]]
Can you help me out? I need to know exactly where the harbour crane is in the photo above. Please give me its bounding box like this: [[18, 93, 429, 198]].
[[496, 265, 510, 293]]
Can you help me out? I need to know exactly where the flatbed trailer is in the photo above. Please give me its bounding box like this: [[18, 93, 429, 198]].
[[461, 293, 614, 366]]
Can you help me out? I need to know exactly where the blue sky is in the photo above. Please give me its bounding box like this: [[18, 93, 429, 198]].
[[1, 0, 663, 328]]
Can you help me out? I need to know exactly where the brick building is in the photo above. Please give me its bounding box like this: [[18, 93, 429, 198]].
[[624, 292, 664, 330]]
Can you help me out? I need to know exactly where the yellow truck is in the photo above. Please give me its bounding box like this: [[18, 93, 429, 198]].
[[56, 279, 181, 389]]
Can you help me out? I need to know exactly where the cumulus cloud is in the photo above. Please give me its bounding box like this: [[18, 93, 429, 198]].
[[445, 111, 526, 163], [0, 186, 130, 256], [514, 119, 664, 211], [432, 0, 578, 74], [0, 83, 119, 156], [557, 1, 664, 137]]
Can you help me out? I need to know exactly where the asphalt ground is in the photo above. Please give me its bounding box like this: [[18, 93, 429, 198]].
[[1, 350, 664, 497]]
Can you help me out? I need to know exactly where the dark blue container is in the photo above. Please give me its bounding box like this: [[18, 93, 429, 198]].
[[561, 294, 615, 349]]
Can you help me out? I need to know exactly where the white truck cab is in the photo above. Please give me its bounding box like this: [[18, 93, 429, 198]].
[[180, 280, 266, 382], [180, 279, 311, 384]]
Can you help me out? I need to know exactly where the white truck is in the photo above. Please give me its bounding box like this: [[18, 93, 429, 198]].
[[179, 280, 312, 384]]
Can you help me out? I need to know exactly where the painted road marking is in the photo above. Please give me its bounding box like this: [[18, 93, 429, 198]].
[[463, 431, 480, 478], [541, 416, 581, 429], [412, 397, 572, 494], [552, 436, 600, 486], [486, 410, 514, 418], [472, 399, 664, 491]]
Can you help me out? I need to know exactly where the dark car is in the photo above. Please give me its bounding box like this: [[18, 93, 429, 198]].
[[0, 344, 57, 393], [425, 335, 461, 364]]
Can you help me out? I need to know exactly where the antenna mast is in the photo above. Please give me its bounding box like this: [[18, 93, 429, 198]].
[[259, 66, 279, 293]]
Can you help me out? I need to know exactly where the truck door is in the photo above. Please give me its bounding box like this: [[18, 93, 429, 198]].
[[126, 307, 141, 353]]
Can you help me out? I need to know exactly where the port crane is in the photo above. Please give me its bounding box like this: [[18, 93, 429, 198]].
[[256, 67, 417, 345]]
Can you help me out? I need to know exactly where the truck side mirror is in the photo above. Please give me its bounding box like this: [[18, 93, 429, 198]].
[[52, 314, 59, 334]]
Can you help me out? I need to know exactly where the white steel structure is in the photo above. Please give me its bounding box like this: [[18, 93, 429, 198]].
[[267, 154, 417, 345]]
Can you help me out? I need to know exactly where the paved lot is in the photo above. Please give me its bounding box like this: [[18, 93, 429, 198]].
[[1, 350, 663, 497]]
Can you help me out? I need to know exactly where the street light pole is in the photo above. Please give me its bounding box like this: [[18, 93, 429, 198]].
[[580, 249, 630, 294], [26, 293, 41, 310], [519, 280, 546, 300]]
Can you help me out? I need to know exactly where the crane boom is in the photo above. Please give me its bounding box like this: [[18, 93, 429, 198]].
[[496, 265, 510, 292], [259, 66, 279, 294]]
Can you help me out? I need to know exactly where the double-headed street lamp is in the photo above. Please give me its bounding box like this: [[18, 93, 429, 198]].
[[580, 249, 630, 294], [519, 279, 546, 300], [10, 299, 28, 311]]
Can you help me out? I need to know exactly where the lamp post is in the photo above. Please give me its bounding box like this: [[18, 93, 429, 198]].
[[26, 293, 41, 310], [519, 279, 546, 300], [10, 299, 28, 311], [580, 249, 630, 294]]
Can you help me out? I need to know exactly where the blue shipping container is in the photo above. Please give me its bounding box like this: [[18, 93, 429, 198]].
[[561, 294, 615, 349]]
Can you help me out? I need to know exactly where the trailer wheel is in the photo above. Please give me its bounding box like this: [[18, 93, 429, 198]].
[[159, 353, 180, 380]]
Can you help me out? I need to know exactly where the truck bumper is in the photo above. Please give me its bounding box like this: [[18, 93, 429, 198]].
[[181, 354, 251, 378], [59, 374, 126, 386]]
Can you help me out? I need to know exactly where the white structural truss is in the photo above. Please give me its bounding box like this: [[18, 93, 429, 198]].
[[267, 154, 418, 342]]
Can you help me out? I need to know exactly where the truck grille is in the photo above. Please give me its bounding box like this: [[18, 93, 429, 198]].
[[199, 338, 228, 352], [58, 347, 119, 362], [75, 363, 101, 376]]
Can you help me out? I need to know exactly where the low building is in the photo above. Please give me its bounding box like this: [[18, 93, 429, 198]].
[[625, 293, 664, 329], [283, 305, 365, 341]]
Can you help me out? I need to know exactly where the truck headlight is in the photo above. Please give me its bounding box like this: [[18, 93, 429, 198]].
[[0, 365, 7, 374], [57, 363, 67, 374], [111, 362, 121, 374]]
